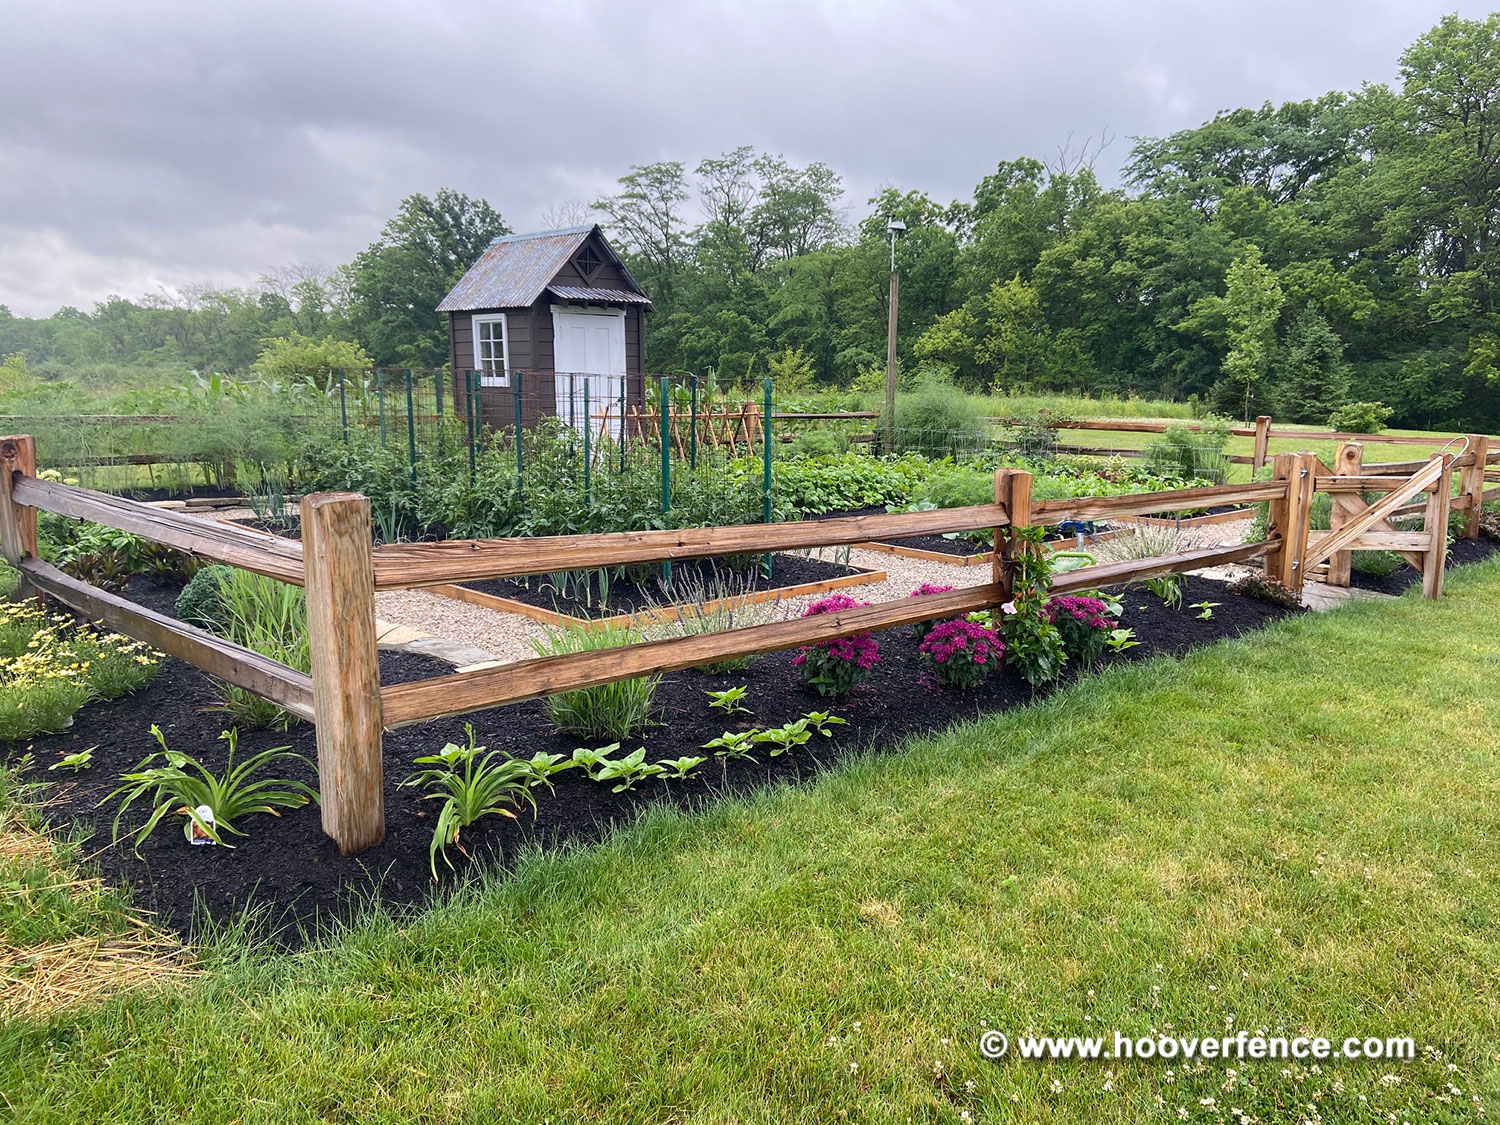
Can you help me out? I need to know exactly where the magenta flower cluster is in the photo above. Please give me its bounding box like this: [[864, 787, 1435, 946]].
[[1042, 595, 1111, 630], [792, 594, 879, 696], [907, 583, 954, 598], [919, 619, 1005, 689]]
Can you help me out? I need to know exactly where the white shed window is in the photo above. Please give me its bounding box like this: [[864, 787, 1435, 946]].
[[473, 313, 509, 387]]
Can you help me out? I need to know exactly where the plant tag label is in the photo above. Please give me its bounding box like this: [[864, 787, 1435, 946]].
[[189, 805, 216, 845]]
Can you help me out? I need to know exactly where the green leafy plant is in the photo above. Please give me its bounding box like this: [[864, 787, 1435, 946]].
[[706, 685, 751, 716], [105, 725, 317, 853], [175, 563, 233, 629], [703, 730, 759, 759], [530, 622, 660, 739], [49, 747, 95, 772], [1328, 401, 1393, 434], [592, 746, 664, 792], [571, 744, 620, 779], [754, 719, 813, 757], [402, 725, 539, 878], [802, 712, 846, 737], [1146, 574, 1185, 609], [521, 751, 578, 787], [791, 595, 879, 697], [1191, 600, 1221, 620], [656, 756, 706, 780], [212, 568, 311, 730], [997, 525, 1068, 687], [1105, 628, 1140, 652]]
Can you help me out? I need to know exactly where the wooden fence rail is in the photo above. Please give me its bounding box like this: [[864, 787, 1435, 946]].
[[0, 427, 1480, 855]]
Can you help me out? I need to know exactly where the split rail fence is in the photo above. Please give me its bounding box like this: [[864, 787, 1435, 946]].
[[1, 430, 1496, 856]]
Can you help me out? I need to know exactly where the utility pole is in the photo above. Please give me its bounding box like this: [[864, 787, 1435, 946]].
[[884, 219, 906, 453]]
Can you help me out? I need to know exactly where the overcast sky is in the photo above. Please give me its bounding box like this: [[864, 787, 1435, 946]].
[[1, 0, 1492, 317]]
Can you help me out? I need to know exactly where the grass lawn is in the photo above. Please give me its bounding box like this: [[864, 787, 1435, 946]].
[[4, 563, 1500, 1120]]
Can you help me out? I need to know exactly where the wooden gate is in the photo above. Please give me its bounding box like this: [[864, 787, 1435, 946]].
[[1264, 440, 1482, 600]]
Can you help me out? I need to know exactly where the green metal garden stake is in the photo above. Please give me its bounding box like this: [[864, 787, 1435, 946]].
[[465, 370, 476, 482], [336, 367, 348, 443], [433, 368, 444, 455], [660, 375, 672, 589], [404, 368, 418, 486], [618, 382, 627, 474], [690, 374, 698, 470], [762, 375, 774, 579], [583, 377, 591, 514], [514, 370, 524, 507], [377, 368, 387, 448]]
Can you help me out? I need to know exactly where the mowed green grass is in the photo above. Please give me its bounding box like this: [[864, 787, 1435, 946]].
[[4, 564, 1500, 1121]]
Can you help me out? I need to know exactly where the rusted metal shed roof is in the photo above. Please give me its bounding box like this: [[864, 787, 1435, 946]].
[[547, 284, 653, 306], [437, 225, 649, 312]]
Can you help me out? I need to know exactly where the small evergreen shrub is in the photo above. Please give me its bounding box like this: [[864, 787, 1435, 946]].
[[919, 619, 1004, 689], [176, 564, 234, 629], [792, 595, 879, 697], [1044, 595, 1112, 665]]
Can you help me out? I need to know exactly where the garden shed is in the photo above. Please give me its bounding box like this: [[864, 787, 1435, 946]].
[[438, 224, 653, 437]]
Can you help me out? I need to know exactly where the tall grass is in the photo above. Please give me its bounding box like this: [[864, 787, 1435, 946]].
[[212, 569, 310, 731], [529, 621, 659, 740], [643, 567, 785, 673]]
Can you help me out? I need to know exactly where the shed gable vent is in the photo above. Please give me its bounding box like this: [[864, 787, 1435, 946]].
[[575, 244, 603, 282]]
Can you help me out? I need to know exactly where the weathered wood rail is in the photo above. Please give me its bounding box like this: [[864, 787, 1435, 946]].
[[0, 427, 1481, 855]]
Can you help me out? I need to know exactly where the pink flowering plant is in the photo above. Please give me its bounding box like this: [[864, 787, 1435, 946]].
[[906, 582, 954, 642], [791, 594, 879, 696], [918, 619, 1005, 689], [1044, 594, 1114, 666]]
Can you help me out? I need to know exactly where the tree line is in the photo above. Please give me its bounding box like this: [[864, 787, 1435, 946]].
[[4, 13, 1500, 431]]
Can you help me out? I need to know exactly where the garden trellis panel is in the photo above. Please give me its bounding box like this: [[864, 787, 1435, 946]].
[[0, 428, 1475, 857]]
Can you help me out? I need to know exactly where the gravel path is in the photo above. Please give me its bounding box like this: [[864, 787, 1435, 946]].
[[370, 516, 1261, 667]]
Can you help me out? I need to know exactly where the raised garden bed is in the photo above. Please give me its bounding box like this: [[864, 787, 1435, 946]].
[[5, 572, 1307, 945], [434, 552, 884, 628]]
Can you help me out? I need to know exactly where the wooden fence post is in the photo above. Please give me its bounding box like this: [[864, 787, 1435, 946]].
[[1460, 434, 1488, 540], [1326, 441, 1363, 588], [1264, 453, 1292, 583], [1252, 415, 1272, 473], [994, 468, 1033, 603], [300, 491, 384, 855], [1422, 454, 1454, 600], [0, 435, 39, 602], [1265, 452, 1314, 592]]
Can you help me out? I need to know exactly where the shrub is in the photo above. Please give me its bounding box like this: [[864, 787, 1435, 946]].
[[792, 594, 879, 697], [1144, 418, 1231, 484], [1044, 595, 1112, 665], [771, 453, 929, 515], [883, 379, 989, 458], [1328, 401, 1394, 434], [919, 619, 1004, 689], [177, 564, 233, 630], [530, 622, 660, 739]]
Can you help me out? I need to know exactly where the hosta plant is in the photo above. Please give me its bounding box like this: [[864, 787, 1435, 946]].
[[1105, 627, 1140, 652], [791, 594, 879, 697], [593, 746, 664, 792], [706, 685, 751, 716], [106, 725, 317, 854], [803, 711, 846, 737], [402, 725, 539, 877], [656, 756, 706, 780], [919, 619, 1005, 689]]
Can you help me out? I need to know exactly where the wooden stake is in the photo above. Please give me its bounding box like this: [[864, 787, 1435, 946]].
[[994, 468, 1032, 603], [1459, 434, 1488, 540], [1327, 441, 1363, 587], [300, 491, 384, 855], [1421, 455, 1453, 600], [1281, 451, 1318, 593], [0, 435, 38, 602], [1252, 415, 1272, 472]]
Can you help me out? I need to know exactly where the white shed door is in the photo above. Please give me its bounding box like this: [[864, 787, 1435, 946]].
[[552, 307, 626, 440]]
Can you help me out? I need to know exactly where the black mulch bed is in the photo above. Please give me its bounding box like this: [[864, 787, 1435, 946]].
[[462, 552, 872, 618], [1347, 535, 1499, 595], [4, 573, 1306, 947]]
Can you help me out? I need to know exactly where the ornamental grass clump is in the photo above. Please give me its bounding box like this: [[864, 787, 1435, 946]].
[[906, 582, 954, 642], [791, 594, 878, 697], [918, 619, 1004, 689], [1044, 595, 1113, 666]]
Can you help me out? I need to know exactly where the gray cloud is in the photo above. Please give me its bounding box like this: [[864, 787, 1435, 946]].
[[0, 0, 1490, 315]]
